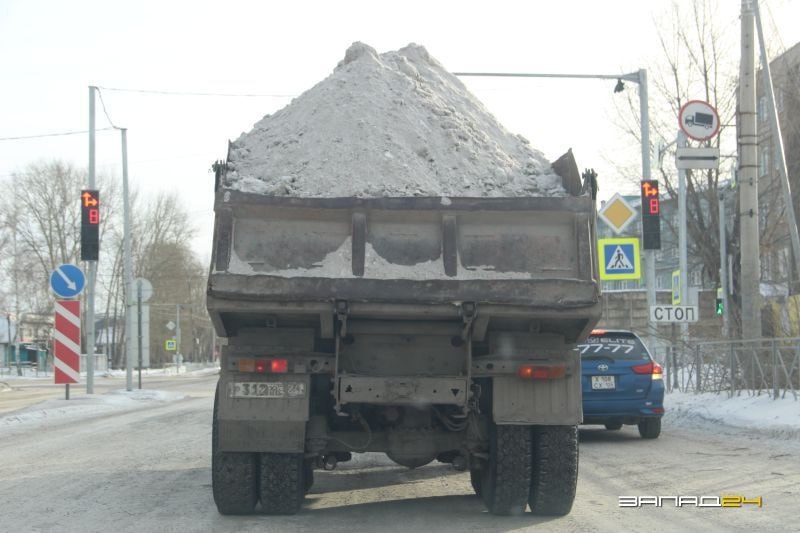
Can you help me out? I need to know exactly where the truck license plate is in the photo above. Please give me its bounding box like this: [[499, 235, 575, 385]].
[[229, 382, 306, 399], [591, 376, 615, 390]]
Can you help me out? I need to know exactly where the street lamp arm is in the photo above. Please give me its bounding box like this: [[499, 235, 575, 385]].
[[453, 71, 642, 83]]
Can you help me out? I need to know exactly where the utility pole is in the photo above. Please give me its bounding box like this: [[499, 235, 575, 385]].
[[637, 69, 658, 344], [137, 280, 143, 390], [86, 86, 97, 392], [739, 0, 762, 340], [719, 190, 730, 337], [176, 304, 181, 374], [122, 128, 134, 391]]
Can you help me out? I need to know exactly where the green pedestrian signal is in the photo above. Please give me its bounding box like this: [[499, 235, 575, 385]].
[[715, 287, 723, 316]]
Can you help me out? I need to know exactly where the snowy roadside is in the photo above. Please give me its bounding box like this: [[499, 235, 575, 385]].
[[664, 390, 800, 440], [0, 366, 219, 435]]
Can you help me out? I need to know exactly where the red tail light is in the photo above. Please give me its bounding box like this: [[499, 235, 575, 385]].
[[270, 358, 288, 373], [517, 364, 567, 380], [632, 361, 663, 379], [238, 357, 289, 373]]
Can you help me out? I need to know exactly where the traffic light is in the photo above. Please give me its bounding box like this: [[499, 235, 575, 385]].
[[81, 189, 100, 261], [640, 180, 661, 250], [715, 287, 724, 316]]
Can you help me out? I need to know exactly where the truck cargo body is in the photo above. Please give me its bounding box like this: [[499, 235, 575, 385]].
[[208, 186, 601, 516]]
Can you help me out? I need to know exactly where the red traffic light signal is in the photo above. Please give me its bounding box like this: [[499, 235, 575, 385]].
[[640, 180, 661, 250], [81, 189, 100, 261]]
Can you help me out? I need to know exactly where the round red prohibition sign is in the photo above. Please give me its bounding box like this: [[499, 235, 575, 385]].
[[678, 100, 720, 141]]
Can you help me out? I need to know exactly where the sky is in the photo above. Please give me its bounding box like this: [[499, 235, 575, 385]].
[[2, 0, 800, 260]]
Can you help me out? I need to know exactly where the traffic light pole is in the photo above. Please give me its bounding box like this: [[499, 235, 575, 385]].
[[677, 132, 689, 343], [719, 191, 729, 337], [86, 86, 96, 394]]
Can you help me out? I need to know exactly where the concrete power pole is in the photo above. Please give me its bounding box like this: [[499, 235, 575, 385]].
[[87, 86, 97, 392], [739, 0, 762, 340], [122, 129, 134, 391]]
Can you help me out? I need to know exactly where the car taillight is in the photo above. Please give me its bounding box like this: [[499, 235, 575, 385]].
[[517, 364, 567, 380], [238, 357, 289, 373], [632, 361, 663, 379]]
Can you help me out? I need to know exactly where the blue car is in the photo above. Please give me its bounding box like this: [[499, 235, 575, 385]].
[[578, 329, 664, 439]]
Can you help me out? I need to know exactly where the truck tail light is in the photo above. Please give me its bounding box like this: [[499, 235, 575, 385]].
[[237, 357, 290, 373], [632, 361, 663, 380], [517, 364, 567, 380], [270, 358, 288, 373]]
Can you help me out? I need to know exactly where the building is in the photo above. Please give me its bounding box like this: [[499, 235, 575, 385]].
[[755, 40, 800, 295]]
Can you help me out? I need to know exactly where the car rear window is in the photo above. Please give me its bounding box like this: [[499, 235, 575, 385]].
[[577, 332, 651, 361]]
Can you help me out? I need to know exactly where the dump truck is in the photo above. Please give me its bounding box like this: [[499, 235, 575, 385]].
[[207, 155, 601, 516]]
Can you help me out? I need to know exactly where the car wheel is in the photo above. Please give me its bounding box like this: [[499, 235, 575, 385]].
[[604, 422, 623, 431], [638, 418, 661, 439]]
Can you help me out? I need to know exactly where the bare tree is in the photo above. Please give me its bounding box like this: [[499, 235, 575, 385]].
[[129, 192, 210, 368], [0, 161, 119, 311]]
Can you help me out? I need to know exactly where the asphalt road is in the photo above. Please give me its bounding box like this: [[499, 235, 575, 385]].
[[1, 373, 797, 532]]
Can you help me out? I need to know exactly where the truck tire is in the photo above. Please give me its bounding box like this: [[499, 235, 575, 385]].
[[481, 424, 532, 515], [528, 425, 578, 516], [469, 468, 482, 497], [212, 386, 259, 515], [304, 460, 314, 494], [260, 453, 305, 514], [638, 418, 661, 439]]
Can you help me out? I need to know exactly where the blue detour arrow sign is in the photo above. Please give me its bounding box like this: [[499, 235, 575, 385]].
[[50, 264, 86, 298]]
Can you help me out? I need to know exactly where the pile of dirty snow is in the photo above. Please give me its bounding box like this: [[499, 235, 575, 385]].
[[224, 42, 566, 198]]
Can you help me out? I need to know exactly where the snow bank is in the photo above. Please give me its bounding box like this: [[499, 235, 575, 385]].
[[224, 42, 566, 198], [665, 391, 800, 440], [0, 389, 187, 431]]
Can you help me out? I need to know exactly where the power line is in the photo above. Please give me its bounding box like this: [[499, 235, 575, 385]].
[[95, 85, 296, 98], [95, 88, 121, 130], [0, 128, 114, 141]]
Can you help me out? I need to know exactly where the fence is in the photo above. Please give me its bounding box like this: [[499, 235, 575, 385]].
[[652, 337, 800, 400]]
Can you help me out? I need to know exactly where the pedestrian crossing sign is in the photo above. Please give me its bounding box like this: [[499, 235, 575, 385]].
[[598, 238, 641, 280]]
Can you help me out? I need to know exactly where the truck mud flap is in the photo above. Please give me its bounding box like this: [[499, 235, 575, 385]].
[[218, 374, 310, 453], [492, 370, 582, 425]]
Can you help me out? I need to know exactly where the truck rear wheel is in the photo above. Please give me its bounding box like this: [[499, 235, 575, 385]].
[[259, 453, 305, 514], [469, 468, 482, 496], [212, 386, 259, 515], [304, 459, 314, 494], [528, 425, 578, 516], [481, 424, 532, 515]]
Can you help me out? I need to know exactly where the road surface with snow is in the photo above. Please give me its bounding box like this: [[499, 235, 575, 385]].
[[1, 372, 798, 532]]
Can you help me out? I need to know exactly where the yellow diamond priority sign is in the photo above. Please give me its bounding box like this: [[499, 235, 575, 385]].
[[598, 193, 637, 234]]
